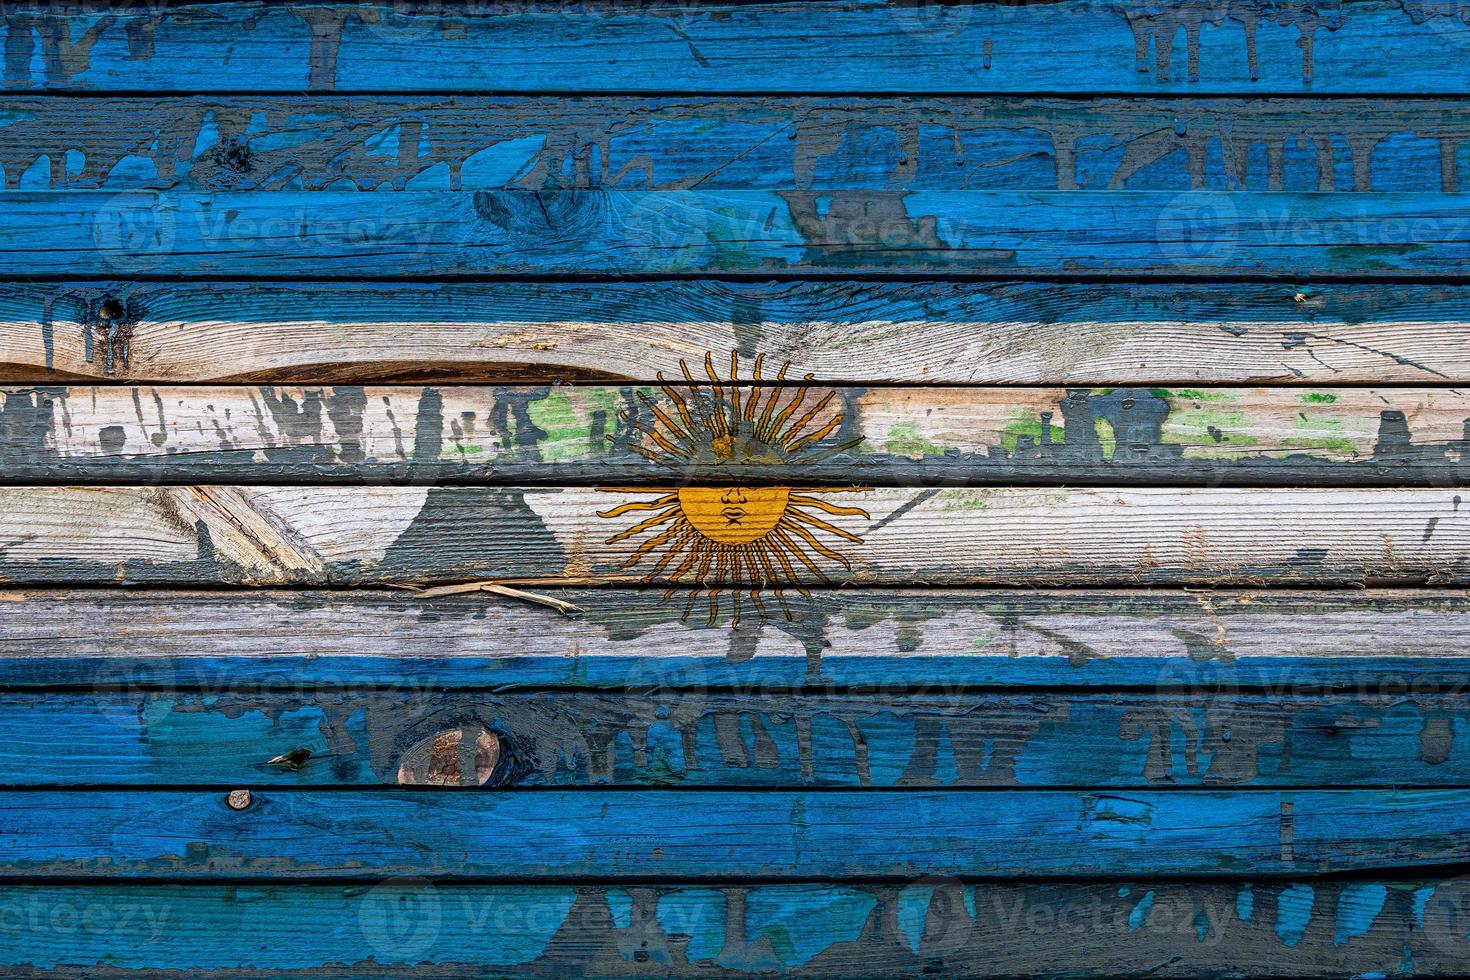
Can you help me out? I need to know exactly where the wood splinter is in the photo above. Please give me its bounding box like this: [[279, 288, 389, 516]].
[[398, 581, 583, 617]]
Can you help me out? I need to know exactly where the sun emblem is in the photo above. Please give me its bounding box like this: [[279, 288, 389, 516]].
[[598, 352, 870, 626]]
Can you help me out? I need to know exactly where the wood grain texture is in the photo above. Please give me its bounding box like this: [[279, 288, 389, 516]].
[[10, 188, 1470, 277], [3, 588, 1465, 690], [0, 485, 1465, 587], [2, 788, 1467, 878], [4, 879, 1468, 977], [2, 1, 1469, 94], [3, 383, 1466, 486], [6, 280, 1468, 386], [18, 690, 1470, 789], [8, 96, 1470, 194]]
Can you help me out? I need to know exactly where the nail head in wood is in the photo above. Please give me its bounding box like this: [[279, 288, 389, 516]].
[[227, 789, 253, 811]]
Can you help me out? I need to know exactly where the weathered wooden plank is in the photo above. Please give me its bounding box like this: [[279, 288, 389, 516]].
[[8, 96, 1470, 194], [0, 485, 1465, 587], [3, 588, 1465, 691], [1, 788, 1466, 878], [6, 280, 1468, 386], [2, 879, 1468, 977], [4, 383, 1466, 487], [2, 1, 1469, 95], [11, 189, 1470, 277], [17, 690, 1470, 789]]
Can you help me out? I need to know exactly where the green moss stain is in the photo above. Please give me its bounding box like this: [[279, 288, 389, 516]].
[[1162, 407, 1259, 453], [1094, 417, 1116, 460], [884, 421, 944, 457], [1289, 411, 1357, 456], [941, 489, 993, 512], [1001, 410, 1056, 454], [1175, 389, 1235, 402], [1301, 392, 1338, 404], [1284, 436, 1359, 455], [453, 443, 483, 456], [527, 393, 578, 459], [527, 389, 622, 461]]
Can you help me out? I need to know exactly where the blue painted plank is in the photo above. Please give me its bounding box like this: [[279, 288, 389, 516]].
[[7, 189, 1470, 277], [0, 789, 1465, 878], [0, 875, 1458, 975], [3, 2, 1470, 94], [0, 879, 1464, 976], [2, 589, 1466, 691], [5, 96, 1469, 194], [8, 691, 1470, 789]]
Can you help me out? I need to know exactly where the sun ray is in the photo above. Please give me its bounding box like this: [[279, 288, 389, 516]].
[[788, 493, 872, 518], [763, 386, 811, 443], [618, 522, 686, 566], [694, 542, 716, 583], [680, 360, 722, 437], [728, 351, 744, 430], [647, 528, 697, 578], [777, 517, 855, 568], [630, 421, 691, 459], [657, 376, 699, 434], [668, 539, 707, 584], [755, 383, 792, 440], [637, 392, 694, 445], [597, 495, 678, 520], [784, 413, 843, 452], [783, 506, 864, 543], [604, 506, 681, 545], [769, 525, 837, 581], [681, 588, 701, 622], [702, 352, 730, 437], [776, 391, 836, 446], [738, 545, 763, 589], [747, 587, 766, 622]]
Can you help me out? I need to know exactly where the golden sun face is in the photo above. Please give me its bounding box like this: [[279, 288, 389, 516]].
[[598, 352, 869, 626], [677, 486, 789, 544]]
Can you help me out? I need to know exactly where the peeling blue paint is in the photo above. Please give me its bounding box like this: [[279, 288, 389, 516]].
[[1334, 884, 1387, 946], [1128, 891, 1155, 931], [1237, 884, 1254, 922], [1275, 885, 1315, 948]]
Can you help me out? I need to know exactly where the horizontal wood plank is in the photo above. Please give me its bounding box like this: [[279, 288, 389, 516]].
[[2, 1, 1469, 95], [8, 96, 1470, 194], [3, 383, 1466, 486], [6, 280, 1468, 386], [10, 189, 1470, 277], [3, 879, 1467, 977], [2, 788, 1466, 878], [0, 485, 1465, 587], [16, 690, 1470, 789], [2, 588, 1464, 690]]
